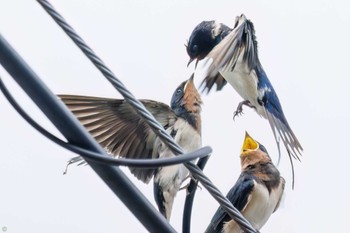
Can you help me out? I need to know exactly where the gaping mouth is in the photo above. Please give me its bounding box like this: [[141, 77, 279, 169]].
[[187, 57, 200, 68], [187, 57, 195, 67], [241, 131, 259, 154]]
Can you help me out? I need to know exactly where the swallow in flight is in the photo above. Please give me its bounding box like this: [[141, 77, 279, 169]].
[[186, 15, 303, 184]]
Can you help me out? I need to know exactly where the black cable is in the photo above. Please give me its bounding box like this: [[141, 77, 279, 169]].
[[182, 155, 210, 233], [0, 35, 176, 233], [0, 77, 211, 168]]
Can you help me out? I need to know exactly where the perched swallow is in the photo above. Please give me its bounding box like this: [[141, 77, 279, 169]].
[[205, 132, 285, 233], [59, 75, 202, 220], [186, 15, 303, 180]]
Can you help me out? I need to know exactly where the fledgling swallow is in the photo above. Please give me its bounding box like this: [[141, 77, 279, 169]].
[[186, 15, 303, 182], [58, 75, 202, 221], [205, 132, 285, 233]]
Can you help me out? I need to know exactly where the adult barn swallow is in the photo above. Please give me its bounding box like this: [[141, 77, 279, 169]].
[[59, 75, 202, 220], [186, 14, 303, 174], [205, 132, 285, 233]]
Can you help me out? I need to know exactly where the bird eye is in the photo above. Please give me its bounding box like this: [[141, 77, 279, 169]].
[[191, 45, 198, 54], [177, 89, 182, 95]]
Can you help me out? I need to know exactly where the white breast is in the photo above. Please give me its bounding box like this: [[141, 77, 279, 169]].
[[223, 179, 284, 233], [219, 54, 266, 118], [155, 118, 201, 192]]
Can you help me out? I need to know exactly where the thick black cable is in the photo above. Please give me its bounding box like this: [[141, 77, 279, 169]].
[[0, 35, 176, 233], [36, 1, 258, 232], [0, 77, 211, 168]]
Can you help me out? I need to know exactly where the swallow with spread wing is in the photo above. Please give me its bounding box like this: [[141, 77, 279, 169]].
[[186, 15, 302, 185], [59, 75, 202, 221], [205, 132, 285, 233]]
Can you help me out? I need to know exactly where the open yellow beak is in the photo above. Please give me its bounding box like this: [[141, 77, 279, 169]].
[[241, 131, 259, 154]]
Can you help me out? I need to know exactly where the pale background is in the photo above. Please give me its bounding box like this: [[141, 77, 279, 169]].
[[1, 1, 349, 232]]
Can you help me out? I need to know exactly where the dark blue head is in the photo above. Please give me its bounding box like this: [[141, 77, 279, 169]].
[[186, 21, 231, 66], [171, 81, 186, 114], [170, 74, 202, 118], [257, 141, 270, 159]]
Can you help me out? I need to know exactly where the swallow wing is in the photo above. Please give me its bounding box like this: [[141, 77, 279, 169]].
[[59, 95, 177, 183], [273, 177, 285, 213], [258, 74, 303, 162], [205, 174, 254, 233], [199, 18, 252, 94]]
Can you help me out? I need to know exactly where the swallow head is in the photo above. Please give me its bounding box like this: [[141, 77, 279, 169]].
[[171, 75, 202, 132], [240, 132, 271, 168], [186, 21, 231, 67], [171, 74, 202, 115]]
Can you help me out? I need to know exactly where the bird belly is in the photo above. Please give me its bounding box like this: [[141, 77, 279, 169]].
[[154, 164, 183, 220], [154, 119, 202, 219], [174, 118, 202, 161], [157, 120, 201, 185], [242, 183, 275, 229], [156, 164, 185, 198], [220, 67, 266, 117]]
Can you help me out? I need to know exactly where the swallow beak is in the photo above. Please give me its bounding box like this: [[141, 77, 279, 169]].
[[241, 131, 259, 154], [184, 74, 195, 91], [187, 58, 200, 69], [187, 57, 195, 67]]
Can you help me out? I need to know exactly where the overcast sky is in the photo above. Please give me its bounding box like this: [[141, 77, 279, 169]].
[[1, 1, 350, 232]]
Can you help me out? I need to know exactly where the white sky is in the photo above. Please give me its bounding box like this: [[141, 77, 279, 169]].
[[1, 1, 350, 232]]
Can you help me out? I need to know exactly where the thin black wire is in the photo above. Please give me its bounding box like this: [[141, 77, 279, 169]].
[[183, 155, 210, 233], [36, 1, 258, 232], [0, 77, 211, 169]]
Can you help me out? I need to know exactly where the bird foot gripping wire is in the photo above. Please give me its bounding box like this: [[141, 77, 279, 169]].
[[233, 100, 254, 121], [179, 174, 202, 194]]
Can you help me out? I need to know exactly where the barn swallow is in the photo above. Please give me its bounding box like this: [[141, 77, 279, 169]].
[[205, 132, 285, 233], [186, 15, 303, 178], [59, 75, 202, 220]]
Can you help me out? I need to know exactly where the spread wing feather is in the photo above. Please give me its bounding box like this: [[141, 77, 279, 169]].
[[59, 95, 177, 183], [200, 17, 247, 93]]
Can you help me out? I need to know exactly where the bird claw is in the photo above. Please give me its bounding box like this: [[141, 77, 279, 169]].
[[233, 100, 254, 121], [179, 175, 202, 194], [233, 108, 244, 121]]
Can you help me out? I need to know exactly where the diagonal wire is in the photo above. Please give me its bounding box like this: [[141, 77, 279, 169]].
[[36, 1, 258, 232]]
